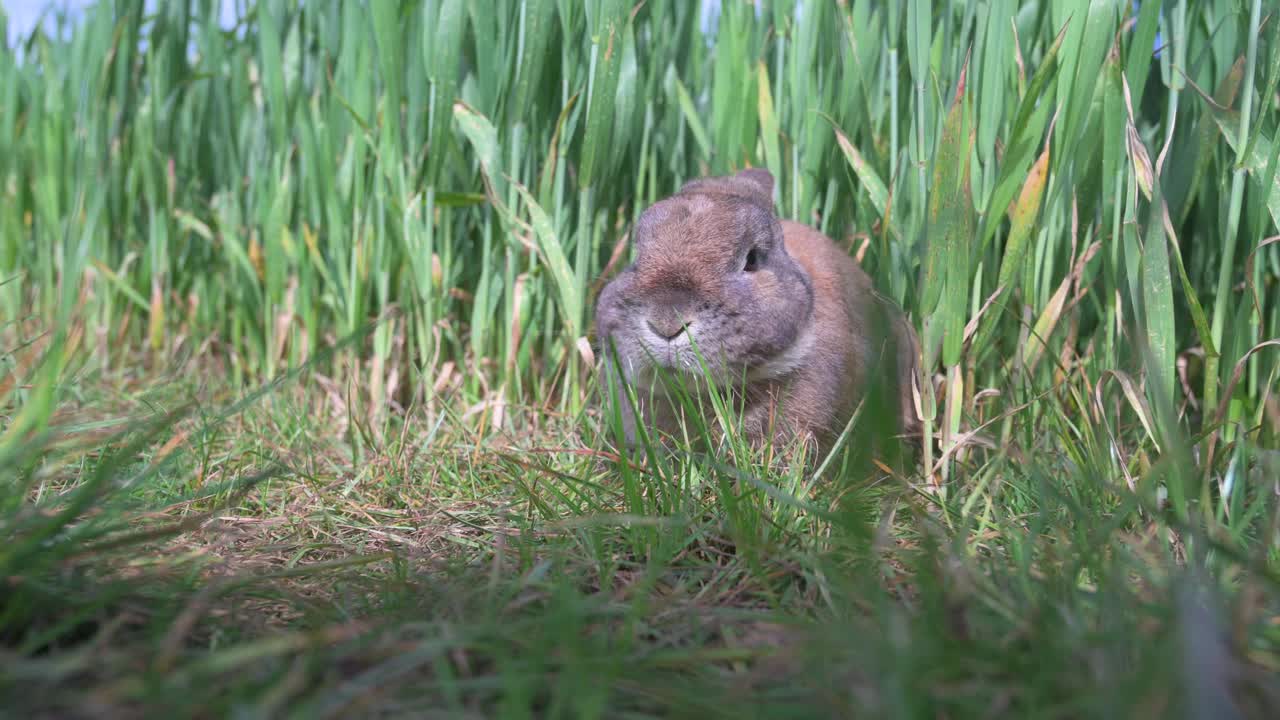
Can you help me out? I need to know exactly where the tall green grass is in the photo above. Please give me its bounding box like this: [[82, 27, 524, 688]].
[[2, 0, 1279, 717], [1, 1, 1276, 433]]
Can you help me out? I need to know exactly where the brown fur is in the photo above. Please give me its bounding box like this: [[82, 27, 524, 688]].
[[594, 169, 919, 459]]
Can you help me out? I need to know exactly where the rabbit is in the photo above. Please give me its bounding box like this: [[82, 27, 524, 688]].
[[593, 168, 920, 461]]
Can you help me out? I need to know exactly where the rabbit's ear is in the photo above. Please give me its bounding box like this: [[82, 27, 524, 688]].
[[678, 168, 775, 211], [731, 168, 774, 204]]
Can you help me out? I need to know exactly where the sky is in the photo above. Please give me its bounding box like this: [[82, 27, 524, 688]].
[[3, 1, 1157, 55], [2, 0, 238, 48], [3, 0, 736, 50], [3, 0, 92, 46]]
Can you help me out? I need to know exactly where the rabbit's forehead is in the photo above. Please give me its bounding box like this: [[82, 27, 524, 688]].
[[642, 195, 764, 244], [683, 194, 759, 229]]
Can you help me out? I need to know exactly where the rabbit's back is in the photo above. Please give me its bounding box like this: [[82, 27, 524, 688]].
[[778, 220, 919, 443]]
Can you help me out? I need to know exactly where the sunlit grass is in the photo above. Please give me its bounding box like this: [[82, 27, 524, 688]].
[[1, 0, 1279, 717]]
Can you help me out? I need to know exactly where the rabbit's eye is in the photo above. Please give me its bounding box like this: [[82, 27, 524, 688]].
[[743, 248, 763, 272]]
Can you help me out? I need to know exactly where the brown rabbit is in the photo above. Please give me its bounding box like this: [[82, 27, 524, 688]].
[[594, 168, 919, 460]]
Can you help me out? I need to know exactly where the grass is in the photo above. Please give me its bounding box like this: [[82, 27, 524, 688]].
[[2, 0, 1279, 716]]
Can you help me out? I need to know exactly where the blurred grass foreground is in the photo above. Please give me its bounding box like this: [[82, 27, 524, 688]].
[[2, 0, 1280, 717]]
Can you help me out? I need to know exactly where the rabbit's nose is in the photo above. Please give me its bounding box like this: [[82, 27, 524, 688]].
[[646, 311, 690, 340]]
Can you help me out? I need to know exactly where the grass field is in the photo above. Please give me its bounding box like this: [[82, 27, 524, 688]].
[[2, 0, 1280, 717]]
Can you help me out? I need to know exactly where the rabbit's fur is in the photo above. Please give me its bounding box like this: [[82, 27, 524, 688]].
[[594, 168, 919, 459]]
